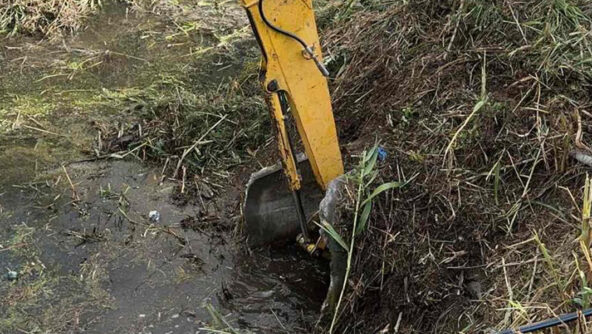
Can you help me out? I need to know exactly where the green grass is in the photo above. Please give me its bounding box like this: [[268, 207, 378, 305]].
[[321, 144, 411, 333], [0, 0, 103, 36], [99, 74, 269, 175]]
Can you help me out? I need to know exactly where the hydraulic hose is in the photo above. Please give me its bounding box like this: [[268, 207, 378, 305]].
[[257, 0, 330, 77], [278, 90, 310, 241], [498, 308, 592, 334]]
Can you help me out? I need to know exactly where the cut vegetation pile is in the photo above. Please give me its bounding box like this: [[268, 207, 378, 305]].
[[0, 0, 199, 36], [99, 74, 269, 177], [0, 0, 269, 195], [317, 0, 592, 333], [0, 0, 103, 35]]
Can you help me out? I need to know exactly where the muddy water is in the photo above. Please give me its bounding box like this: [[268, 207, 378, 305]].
[[0, 2, 328, 333], [1, 161, 327, 333]]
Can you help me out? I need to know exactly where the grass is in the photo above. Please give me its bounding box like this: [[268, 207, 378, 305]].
[[98, 73, 269, 180], [203, 303, 242, 334], [319, 0, 592, 332], [577, 175, 592, 309], [0, 0, 232, 37], [0, 0, 104, 36], [0, 0, 259, 187], [314, 144, 410, 333]]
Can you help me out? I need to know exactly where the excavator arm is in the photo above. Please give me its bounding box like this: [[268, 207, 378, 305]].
[[240, 0, 344, 245], [241, 0, 343, 189]]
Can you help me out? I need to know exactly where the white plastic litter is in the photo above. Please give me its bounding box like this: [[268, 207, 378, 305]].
[[149, 210, 160, 223]]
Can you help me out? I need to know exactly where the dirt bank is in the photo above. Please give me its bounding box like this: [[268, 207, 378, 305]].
[[318, 0, 592, 333]]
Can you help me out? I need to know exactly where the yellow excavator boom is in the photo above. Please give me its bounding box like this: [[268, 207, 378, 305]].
[[240, 0, 344, 190]]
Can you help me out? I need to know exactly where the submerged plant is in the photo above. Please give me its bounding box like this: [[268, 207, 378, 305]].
[[203, 303, 241, 334]]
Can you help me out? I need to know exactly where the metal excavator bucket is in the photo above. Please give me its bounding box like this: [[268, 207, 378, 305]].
[[243, 158, 349, 315], [243, 157, 323, 247]]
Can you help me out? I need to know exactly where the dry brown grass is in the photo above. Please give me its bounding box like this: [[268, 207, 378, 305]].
[[318, 0, 592, 332], [0, 0, 103, 36]]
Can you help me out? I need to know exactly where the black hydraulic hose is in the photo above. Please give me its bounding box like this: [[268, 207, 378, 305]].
[[257, 0, 330, 77], [498, 308, 592, 334], [278, 90, 310, 241], [258, 0, 308, 51]]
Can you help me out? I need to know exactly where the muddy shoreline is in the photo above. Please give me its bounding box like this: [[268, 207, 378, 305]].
[[1, 2, 329, 333], [1, 160, 328, 333]]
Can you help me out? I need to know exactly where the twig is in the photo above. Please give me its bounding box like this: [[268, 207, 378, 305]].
[[506, 0, 528, 43], [443, 53, 488, 169], [122, 142, 148, 158], [118, 208, 143, 226], [394, 312, 403, 333], [443, 99, 487, 169], [508, 148, 541, 231], [62, 165, 79, 201], [446, 0, 465, 54], [12, 111, 21, 130], [22, 124, 63, 137], [0, 242, 27, 253], [526, 249, 539, 301], [575, 109, 592, 153], [163, 226, 187, 245], [160, 157, 170, 184], [181, 166, 187, 194], [502, 257, 514, 327]]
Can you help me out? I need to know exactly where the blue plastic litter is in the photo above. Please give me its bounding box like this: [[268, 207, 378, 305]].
[[377, 147, 387, 161]]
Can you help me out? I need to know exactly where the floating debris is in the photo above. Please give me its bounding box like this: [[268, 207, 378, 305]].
[[199, 182, 214, 199], [149, 210, 160, 223], [5, 270, 18, 281]]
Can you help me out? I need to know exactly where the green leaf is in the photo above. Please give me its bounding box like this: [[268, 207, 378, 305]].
[[356, 202, 372, 235], [362, 145, 376, 163], [362, 143, 378, 162], [361, 174, 418, 207], [573, 298, 584, 307], [473, 99, 487, 114], [362, 181, 403, 206], [364, 170, 379, 188], [363, 146, 379, 177], [314, 220, 349, 252]]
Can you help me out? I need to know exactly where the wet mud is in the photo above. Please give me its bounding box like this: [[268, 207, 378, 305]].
[[0, 1, 329, 333]]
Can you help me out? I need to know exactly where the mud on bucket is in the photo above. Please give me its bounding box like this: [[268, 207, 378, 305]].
[[243, 156, 323, 247]]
